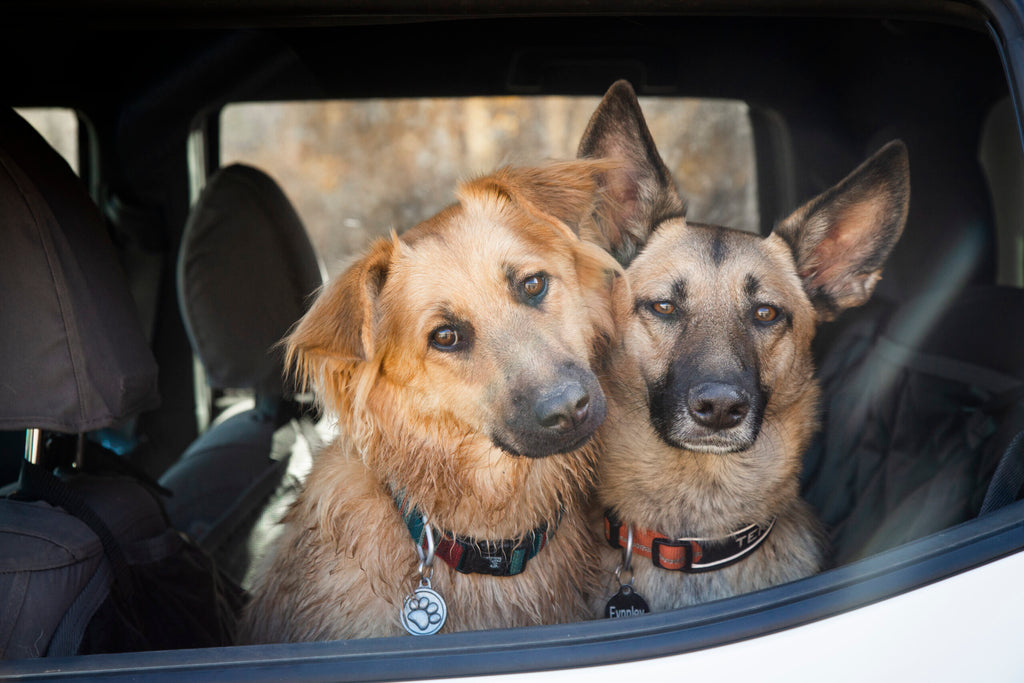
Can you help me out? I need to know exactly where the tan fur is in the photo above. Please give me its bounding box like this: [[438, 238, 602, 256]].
[[579, 81, 909, 612], [241, 161, 622, 642], [593, 222, 827, 610]]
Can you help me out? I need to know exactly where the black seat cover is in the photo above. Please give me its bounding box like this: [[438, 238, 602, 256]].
[[176, 163, 322, 398], [0, 108, 159, 432], [0, 109, 236, 659]]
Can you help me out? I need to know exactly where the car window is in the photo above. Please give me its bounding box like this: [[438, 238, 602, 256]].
[[4, 7, 1024, 680], [14, 107, 78, 175], [220, 97, 759, 273]]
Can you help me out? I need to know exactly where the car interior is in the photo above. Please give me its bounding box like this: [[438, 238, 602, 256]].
[[2, 1, 1024, 678]]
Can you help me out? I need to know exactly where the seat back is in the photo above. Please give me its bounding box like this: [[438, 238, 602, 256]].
[[0, 108, 237, 659], [0, 107, 158, 432], [160, 164, 323, 584], [803, 286, 1024, 565]]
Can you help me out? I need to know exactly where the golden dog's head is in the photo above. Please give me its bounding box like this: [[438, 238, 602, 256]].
[[285, 162, 621, 522]]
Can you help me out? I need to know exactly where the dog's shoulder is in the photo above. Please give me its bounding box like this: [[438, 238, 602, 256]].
[[242, 437, 413, 642], [752, 497, 826, 584]]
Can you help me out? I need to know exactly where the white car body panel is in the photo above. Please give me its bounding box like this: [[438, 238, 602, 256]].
[[438, 550, 1024, 683]]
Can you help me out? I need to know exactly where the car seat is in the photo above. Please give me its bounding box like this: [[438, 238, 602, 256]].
[[0, 107, 237, 659], [802, 129, 1024, 566], [158, 163, 324, 586], [0, 108, 159, 434]]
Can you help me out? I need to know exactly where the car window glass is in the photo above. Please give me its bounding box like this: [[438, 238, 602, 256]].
[[15, 107, 78, 175], [220, 97, 758, 273]]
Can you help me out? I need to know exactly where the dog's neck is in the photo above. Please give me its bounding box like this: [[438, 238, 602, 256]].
[[599, 366, 814, 537], [603, 510, 775, 573], [362, 408, 596, 537], [393, 489, 561, 577]]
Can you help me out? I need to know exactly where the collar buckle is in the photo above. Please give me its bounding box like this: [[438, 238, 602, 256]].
[[650, 536, 693, 571]]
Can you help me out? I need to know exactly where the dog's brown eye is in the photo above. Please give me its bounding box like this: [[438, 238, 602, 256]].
[[523, 274, 547, 298], [651, 301, 676, 316], [755, 305, 779, 323], [430, 326, 459, 349]]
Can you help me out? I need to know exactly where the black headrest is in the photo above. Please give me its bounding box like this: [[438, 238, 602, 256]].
[[0, 108, 160, 432], [177, 164, 322, 397], [869, 126, 997, 303]]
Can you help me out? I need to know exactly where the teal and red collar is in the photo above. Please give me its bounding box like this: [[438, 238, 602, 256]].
[[605, 510, 775, 573], [395, 491, 558, 577]]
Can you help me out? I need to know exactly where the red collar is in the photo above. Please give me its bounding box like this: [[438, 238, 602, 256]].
[[604, 510, 775, 573]]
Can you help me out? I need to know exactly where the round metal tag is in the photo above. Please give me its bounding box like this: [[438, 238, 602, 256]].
[[401, 585, 448, 636], [603, 584, 650, 619]]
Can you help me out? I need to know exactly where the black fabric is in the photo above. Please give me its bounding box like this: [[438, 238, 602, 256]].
[[159, 405, 292, 584], [2, 459, 244, 659], [177, 164, 322, 396], [76, 529, 241, 655], [0, 499, 104, 659], [803, 286, 1024, 566], [15, 462, 136, 602], [979, 428, 1024, 515], [0, 108, 159, 432], [866, 125, 996, 303]]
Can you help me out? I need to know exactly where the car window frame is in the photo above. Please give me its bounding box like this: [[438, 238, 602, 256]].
[[4, 0, 1024, 679], [4, 500, 1022, 681]]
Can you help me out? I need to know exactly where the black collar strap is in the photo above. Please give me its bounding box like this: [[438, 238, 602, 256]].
[[604, 510, 775, 573], [395, 491, 558, 577]]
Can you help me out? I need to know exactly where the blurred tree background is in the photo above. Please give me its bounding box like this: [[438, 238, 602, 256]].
[[221, 96, 758, 275]]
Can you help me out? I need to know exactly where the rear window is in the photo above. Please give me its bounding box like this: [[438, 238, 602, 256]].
[[14, 107, 78, 175], [220, 97, 759, 273]]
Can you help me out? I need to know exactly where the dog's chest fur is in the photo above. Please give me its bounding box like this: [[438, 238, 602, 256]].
[[591, 364, 826, 613], [242, 437, 599, 642]]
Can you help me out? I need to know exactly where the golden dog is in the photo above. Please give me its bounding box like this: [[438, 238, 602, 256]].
[[241, 161, 622, 641]]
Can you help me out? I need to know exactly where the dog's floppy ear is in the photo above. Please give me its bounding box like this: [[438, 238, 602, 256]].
[[772, 140, 910, 321], [285, 237, 394, 376], [466, 161, 614, 242], [577, 79, 685, 266], [461, 164, 624, 355]]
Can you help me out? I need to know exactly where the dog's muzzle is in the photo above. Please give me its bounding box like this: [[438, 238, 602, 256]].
[[492, 364, 606, 458], [649, 372, 764, 454]]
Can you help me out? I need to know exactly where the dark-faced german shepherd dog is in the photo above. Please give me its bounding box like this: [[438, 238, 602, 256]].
[[580, 81, 910, 613]]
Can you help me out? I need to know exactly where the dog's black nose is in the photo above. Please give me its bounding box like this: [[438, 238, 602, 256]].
[[687, 382, 749, 430], [535, 384, 591, 432]]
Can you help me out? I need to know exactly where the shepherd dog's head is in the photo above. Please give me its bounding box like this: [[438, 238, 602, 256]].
[[285, 161, 622, 528], [579, 82, 909, 526]]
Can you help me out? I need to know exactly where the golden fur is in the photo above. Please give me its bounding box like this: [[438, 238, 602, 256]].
[[241, 161, 622, 642]]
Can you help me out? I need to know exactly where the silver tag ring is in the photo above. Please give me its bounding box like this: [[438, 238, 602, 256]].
[[622, 525, 634, 572], [416, 515, 437, 580]]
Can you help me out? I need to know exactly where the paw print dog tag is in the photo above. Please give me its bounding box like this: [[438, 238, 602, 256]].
[[401, 582, 447, 636]]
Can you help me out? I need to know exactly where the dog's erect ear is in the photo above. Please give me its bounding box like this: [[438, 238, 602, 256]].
[[577, 80, 685, 266], [286, 237, 394, 372], [772, 140, 910, 321]]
